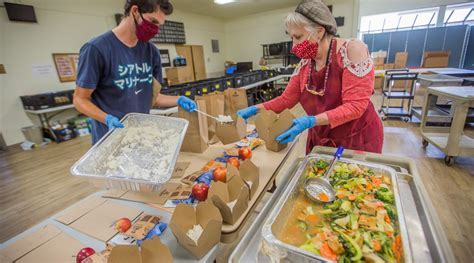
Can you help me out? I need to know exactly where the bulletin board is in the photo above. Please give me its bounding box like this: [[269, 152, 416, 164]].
[[52, 53, 79, 82]]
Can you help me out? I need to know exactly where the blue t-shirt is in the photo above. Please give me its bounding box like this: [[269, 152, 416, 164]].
[[76, 31, 163, 144]]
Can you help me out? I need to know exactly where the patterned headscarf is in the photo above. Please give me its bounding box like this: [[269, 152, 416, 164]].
[[295, 0, 337, 35]]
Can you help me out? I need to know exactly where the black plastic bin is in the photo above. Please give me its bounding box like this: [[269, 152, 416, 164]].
[[233, 74, 244, 88], [195, 81, 212, 96], [20, 90, 74, 110], [182, 85, 197, 99], [221, 77, 234, 90]]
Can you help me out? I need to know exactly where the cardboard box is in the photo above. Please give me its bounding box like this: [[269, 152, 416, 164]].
[[374, 57, 385, 66], [108, 237, 172, 263], [383, 63, 395, 70], [422, 51, 450, 68], [227, 160, 259, 199], [165, 67, 194, 85], [82, 245, 114, 263], [394, 52, 408, 69], [0, 225, 86, 263], [124, 215, 161, 240], [255, 109, 294, 152], [169, 202, 222, 259], [55, 198, 143, 242], [208, 174, 249, 225], [374, 76, 384, 90], [215, 115, 246, 145]]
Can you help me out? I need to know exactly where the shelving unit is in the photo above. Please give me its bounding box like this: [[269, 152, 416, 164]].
[[379, 69, 419, 122], [411, 74, 464, 123]]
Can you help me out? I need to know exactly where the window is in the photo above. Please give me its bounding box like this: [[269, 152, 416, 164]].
[[413, 11, 436, 27], [359, 7, 438, 34], [398, 13, 417, 28], [444, 3, 473, 25]]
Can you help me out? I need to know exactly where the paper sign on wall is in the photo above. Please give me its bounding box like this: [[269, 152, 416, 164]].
[[52, 53, 79, 82], [32, 64, 55, 76]]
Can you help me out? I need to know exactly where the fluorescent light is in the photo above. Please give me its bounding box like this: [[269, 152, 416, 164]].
[[214, 0, 235, 5]]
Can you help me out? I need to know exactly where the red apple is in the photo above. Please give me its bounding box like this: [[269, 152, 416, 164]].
[[227, 157, 240, 169], [192, 183, 209, 201], [239, 147, 253, 160], [115, 218, 132, 233], [76, 247, 95, 263], [213, 167, 227, 183]]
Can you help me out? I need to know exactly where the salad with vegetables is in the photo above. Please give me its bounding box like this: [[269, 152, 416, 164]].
[[280, 159, 403, 262]]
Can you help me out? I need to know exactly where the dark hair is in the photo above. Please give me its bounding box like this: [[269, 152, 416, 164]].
[[124, 0, 173, 16]]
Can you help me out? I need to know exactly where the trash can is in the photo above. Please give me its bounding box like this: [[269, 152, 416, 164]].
[[21, 126, 44, 144]]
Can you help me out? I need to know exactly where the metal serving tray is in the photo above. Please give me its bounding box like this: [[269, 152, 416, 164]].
[[261, 154, 412, 262], [71, 113, 188, 192], [230, 147, 452, 263]]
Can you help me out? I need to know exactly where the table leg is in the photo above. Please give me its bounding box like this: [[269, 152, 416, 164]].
[[446, 101, 469, 156], [420, 93, 432, 131]]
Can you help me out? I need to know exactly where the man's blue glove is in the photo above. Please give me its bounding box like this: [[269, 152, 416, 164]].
[[177, 96, 197, 112], [105, 114, 124, 130], [276, 116, 316, 144], [237, 106, 258, 121]]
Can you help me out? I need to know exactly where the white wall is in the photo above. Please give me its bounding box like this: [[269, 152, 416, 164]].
[[162, 10, 226, 76], [223, 0, 357, 67], [0, 3, 226, 146]]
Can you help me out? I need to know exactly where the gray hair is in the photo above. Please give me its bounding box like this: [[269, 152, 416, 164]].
[[285, 12, 320, 33]]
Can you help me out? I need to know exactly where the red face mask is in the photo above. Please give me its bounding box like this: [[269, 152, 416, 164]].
[[134, 12, 160, 42], [291, 35, 319, 59]]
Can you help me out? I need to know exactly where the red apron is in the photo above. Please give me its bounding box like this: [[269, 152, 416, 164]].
[[300, 40, 384, 154]]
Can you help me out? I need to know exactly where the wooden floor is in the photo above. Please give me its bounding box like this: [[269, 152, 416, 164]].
[[0, 90, 473, 262]]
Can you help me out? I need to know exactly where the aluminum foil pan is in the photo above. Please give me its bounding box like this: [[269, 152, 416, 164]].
[[71, 113, 188, 192], [262, 154, 412, 262]]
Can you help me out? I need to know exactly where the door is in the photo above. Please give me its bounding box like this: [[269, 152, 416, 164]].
[[191, 45, 206, 80], [175, 45, 195, 82]]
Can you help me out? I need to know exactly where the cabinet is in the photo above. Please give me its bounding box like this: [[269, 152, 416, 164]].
[[175, 45, 207, 81]]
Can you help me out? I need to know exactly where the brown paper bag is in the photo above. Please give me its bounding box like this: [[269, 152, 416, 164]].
[[178, 97, 209, 153], [201, 92, 225, 144], [224, 88, 248, 116]]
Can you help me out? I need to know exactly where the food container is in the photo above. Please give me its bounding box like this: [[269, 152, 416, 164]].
[[262, 154, 412, 262], [71, 113, 188, 192]]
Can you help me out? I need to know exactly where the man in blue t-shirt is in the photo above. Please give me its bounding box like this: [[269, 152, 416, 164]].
[[74, 0, 196, 144]]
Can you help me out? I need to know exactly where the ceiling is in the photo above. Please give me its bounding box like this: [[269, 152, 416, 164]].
[[8, 0, 301, 20], [168, 0, 300, 20]]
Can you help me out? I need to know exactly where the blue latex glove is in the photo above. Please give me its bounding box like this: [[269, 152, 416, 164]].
[[137, 222, 168, 246], [237, 106, 258, 121], [276, 116, 316, 144], [104, 114, 124, 130], [177, 96, 197, 112]]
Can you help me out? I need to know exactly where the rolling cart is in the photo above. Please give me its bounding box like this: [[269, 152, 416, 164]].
[[379, 69, 419, 122], [420, 86, 474, 166]]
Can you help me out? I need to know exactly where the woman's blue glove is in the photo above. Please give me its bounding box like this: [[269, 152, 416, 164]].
[[237, 106, 258, 121], [105, 114, 124, 130], [177, 96, 197, 112], [276, 116, 316, 144]]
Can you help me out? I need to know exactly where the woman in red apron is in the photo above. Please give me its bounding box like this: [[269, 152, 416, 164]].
[[237, 0, 383, 154]]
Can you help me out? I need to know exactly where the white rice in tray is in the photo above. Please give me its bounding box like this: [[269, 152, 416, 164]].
[[186, 224, 204, 245], [217, 115, 233, 123], [104, 123, 180, 182]]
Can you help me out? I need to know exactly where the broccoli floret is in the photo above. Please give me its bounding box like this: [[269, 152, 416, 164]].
[[375, 187, 394, 204], [315, 159, 329, 169]]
